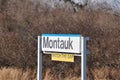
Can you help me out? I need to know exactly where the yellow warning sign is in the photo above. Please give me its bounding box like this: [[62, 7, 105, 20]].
[[51, 53, 74, 62]]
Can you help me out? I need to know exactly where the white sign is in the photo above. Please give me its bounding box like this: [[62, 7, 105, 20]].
[[38, 34, 88, 80], [41, 34, 81, 53]]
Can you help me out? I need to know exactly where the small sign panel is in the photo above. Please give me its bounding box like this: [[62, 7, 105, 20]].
[[51, 53, 74, 62], [41, 34, 81, 53]]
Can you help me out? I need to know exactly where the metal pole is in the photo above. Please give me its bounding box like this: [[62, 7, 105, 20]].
[[38, 36, 42, 80], [81, 37, 87, 80], [81, 36, 84, 80], [83, 37, 87, 80]]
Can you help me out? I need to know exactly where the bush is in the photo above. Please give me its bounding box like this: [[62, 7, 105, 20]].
[[0, 0, 120, 79]]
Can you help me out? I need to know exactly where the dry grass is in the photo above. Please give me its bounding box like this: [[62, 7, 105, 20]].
[[0, 67, 37, 80], [43, 67, 120, 80], [0, 0, 120, 80], [0, 67, 119, 80], [91, 67, 120, 80]]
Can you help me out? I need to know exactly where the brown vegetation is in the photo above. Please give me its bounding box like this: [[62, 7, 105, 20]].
[[0, 67, 36, 80], [0, 0, 120, 80]]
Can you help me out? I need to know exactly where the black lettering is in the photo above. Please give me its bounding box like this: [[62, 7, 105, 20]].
[[60, 40, 64, 49], [69, 38, 73, 49], [43, 37, 49, 48], [49, 40, 53, 48], [53, 40, 57, 48], [58, 38, 60, 48], [43, 37, 74, 50], [65, 41, 69, 49]]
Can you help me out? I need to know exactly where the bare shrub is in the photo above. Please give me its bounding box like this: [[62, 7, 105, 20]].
[[0, 0, 120, 79]]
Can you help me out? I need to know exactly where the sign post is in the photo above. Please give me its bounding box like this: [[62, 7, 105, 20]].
[[38, 36, 42, 80], [81, 37, 87, 80], [38, 34, 89, 80]]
